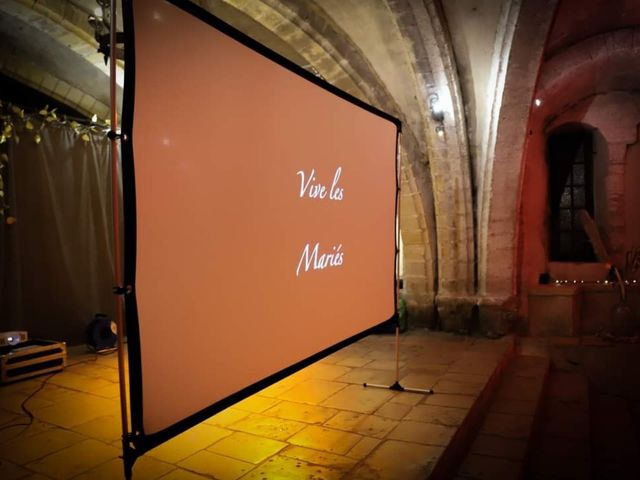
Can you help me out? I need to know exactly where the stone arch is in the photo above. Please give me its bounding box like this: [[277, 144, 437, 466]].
[[536, 28, 640, 115], [384, 0, 474, 329], [477, 0, 558, 314]]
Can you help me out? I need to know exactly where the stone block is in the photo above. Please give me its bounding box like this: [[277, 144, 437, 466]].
[[405, 301, 437, 329], [437, 297, 475, 333], [528, 285, 582, 336], [478, 303, 516, 336]]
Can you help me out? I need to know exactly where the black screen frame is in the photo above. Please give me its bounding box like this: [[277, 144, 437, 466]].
[[120, 0, 402, 458]]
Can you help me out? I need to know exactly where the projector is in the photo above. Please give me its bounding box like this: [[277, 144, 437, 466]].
[[0, 331, 28, 346]]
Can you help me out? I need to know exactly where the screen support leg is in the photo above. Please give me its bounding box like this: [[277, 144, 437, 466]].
[[108, 1, 133, 478], [363, 131, 432, 395], [122, 437, 136, 480], [363, 325, 434, 394]]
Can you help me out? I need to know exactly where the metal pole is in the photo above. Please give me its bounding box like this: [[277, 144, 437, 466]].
[[394, 133, 402, 383], [108, 1, 132, 477]]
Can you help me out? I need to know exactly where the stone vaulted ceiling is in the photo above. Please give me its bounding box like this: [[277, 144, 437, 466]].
[[2, 0, 637, 329]]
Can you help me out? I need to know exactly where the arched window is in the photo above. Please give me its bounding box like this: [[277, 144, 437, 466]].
[[547, 125, 596, 262]]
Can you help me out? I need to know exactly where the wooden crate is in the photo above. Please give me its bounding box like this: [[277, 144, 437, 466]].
[[0, 340, 67, 384]]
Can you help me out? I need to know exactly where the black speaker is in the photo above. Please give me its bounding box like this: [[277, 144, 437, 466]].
[[86, 314, 117, 351]]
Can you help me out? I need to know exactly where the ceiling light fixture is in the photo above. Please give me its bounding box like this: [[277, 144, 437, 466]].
[[429, 93, 445, 122]]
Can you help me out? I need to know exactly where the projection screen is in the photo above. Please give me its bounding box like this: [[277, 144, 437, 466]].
[[122, 0, 400, 451]]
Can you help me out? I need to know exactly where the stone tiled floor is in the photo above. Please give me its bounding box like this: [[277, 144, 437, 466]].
[[0, 331, 513, 479]]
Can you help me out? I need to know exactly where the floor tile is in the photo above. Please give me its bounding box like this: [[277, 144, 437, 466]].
[[31, 384, 86, 404], [364, 359, 405, 371], [439, 373, 489, 385], [73, 415, 122, 443], [147, 423, 231, 464], [480, 412, 533, 440], [470, 434, 528, 461], [207, 432, 286, 464], [279, 379, 347, 404], [304, 363, 353, 381], [425, 393, 476, 409], [90, 383, 121, 399], [0, 390, 54, 415], [241, 454, 344, 480], [204, 408, 249, 427], [321, 350, 354, 364], [324, 411, 398, 438], [25, 439, 119, 479], [387, 420, 456, 446], [280, 445, 357, 471], [375, 402, 412, 420], [404, 404, 468, 427], [0, 459, 32, 480], [263, 400, 337, 424], [433, 379, 485, 396], [0, 408, 17, 425], [31, 394, 118, 428], [399, 373, 440, 390], [335, 368, 397, 385], [449, 359, 499, 375], [346, 436, 381, 460], [257, 379, 299, 398], [458, 453, 520, 479], [159, 468, 209, 479], [348, 439, 442, 480], [233, 396, 280, 413], [337, 357, 373, 368], [178, 450, 253, 480], [229, 413, 306, 440], [322, 384, 394, 414], [68, 363, 119, 382], [47, 372, 113, 393], [288, 425, 362, 455], [0, 427, 85, 465], [391, 391, 428, 406], [497, 375, 544, 402], [73, 455, 173, 480], [0, 419, 56, 447], [490, 398, 538, 416]]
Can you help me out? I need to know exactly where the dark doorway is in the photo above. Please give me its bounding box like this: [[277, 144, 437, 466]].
[[547, 126, 596, 261]]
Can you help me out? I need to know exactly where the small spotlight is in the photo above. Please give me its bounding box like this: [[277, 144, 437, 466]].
[[534, 98, 542, 107], [429, 93, 444, 122]]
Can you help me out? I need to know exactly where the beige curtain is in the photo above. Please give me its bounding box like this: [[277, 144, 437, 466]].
[[0, 124, 118, 345]]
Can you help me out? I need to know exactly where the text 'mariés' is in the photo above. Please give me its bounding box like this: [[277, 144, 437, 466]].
[[296, 167, 345, 277]]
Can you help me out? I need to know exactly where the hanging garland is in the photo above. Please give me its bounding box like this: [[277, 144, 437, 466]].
[[0, 99, 109, 221]]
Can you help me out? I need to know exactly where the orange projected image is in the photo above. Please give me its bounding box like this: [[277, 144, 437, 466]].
[[124, 0, 399, 442]]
